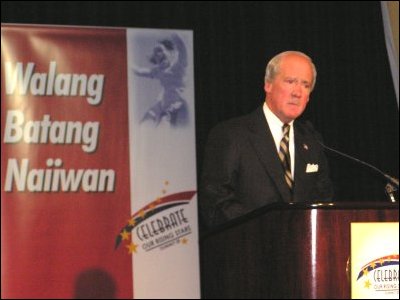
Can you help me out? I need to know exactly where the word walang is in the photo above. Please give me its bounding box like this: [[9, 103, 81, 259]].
[[5, 61, 104, 105]]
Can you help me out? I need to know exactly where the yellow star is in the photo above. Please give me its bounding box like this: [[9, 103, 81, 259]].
[[149, 203, 156, 210], [126, 242, 138, 254], [364, 280, 371, 289], [162, 189, 167, 194], [370, 262, 376, 269], [138, 210, 146, 218], [180, 238, 188, 245], [128, 218, 136, 226], [379, 258, 384, 265], [363, 268, 369, 276], [120, 230, 130, 241], [164, 180, 169, 186]]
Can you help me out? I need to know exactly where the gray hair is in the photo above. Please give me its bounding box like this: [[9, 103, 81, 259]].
[[264, 51, 317, 91]]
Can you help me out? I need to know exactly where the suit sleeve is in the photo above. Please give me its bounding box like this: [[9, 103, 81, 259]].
[[199, 123, 243, 229], [315, 141, 334, 201], [305, 122, 334, 201]]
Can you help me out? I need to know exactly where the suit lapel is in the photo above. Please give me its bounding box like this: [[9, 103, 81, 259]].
[[246, 107, 292, 202], [293, 123, 311, 200]]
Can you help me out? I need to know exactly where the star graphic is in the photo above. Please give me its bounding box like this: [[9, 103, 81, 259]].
[[162, 189, 167, 194], [128, 218, 136, 226], [363, 268, 369, 277], [180, 238, 188, 245], [370, 262, 376, 269], [126, 242, 138, 254], [164, 180, 169, 186], [138, 210, 146, 218], [120, 229, 130, 241], [364, 280, 371, 289]]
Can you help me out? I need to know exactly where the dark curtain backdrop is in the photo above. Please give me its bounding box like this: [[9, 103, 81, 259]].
[[2, 1, 398, 200]]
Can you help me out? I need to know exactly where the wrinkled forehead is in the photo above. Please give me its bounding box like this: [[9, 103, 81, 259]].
[[279, 56, 313, 80]]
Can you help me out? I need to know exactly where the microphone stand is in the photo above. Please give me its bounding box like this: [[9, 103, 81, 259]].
[[319, 142, 398, 203]]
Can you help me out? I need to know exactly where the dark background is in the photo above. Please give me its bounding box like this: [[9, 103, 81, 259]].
[[2, 1, 398, 201]]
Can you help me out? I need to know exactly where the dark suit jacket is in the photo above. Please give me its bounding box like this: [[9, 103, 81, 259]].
[[199, 106, 333, 228]]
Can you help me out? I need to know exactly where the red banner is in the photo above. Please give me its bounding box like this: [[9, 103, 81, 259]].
[[1, 25, 133, 298]]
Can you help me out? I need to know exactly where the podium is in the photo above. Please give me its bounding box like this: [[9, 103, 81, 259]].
[[200, 202, 399, 299]]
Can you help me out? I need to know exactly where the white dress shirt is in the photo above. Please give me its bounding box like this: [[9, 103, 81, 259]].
[[263, 102, 295, 177]]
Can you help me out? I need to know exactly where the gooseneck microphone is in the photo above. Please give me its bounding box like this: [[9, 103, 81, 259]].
[[304, 121, 399, 202], [317, 141, 399, 189]]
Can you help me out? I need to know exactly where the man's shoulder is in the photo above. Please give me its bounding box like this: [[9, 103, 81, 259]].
[[294, 119, 323, 140], [214, 114, 250, 130], [211, 107, 263, 134], [293, 119, 309, 133]]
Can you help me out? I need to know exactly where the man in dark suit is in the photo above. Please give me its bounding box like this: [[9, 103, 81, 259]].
[[200, 51, 333, 228]]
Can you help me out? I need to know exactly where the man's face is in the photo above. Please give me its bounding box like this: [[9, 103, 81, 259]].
[[264, 54, 313, 124]]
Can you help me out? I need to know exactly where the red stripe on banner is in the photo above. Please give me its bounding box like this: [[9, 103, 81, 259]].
[[131, 191, 197, 217], [161, 191, 197, 203], [1, 25, 133, 298]]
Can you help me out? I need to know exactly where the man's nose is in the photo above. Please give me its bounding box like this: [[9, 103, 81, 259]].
[[291, 84, 302, 97]]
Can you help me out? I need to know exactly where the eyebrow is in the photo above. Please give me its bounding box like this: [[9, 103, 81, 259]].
[[284, 77, 311, 85]]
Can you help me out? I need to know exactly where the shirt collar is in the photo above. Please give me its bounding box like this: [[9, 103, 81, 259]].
[[263, 102, 294, 131]]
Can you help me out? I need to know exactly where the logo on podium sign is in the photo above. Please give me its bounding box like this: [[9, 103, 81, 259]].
[[351, 222, 399, 299]]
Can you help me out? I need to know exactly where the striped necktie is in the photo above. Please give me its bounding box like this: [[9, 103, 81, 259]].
[[278, 124, 294, 190]]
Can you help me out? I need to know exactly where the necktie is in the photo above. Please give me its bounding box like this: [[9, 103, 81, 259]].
[[278, 124, 294, 190]]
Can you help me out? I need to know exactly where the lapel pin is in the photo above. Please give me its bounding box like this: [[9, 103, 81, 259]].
[[303, 143, 309, 150]]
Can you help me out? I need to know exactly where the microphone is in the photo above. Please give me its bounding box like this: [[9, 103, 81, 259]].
[[317, 141, 399, 189], [304, 121, 399, 191]]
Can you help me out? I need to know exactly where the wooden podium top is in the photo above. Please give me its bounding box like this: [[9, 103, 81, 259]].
[[201, 201, 398, 237], [200, 201, 398, 299]]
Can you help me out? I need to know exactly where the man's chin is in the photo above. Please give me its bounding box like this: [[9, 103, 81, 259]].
[[284, 112, 302, 122]]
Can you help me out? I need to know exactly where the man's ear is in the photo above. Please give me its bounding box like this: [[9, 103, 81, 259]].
[[264, 81, 272, 93]]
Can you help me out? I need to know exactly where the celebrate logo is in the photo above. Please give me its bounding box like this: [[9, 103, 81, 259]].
[[115, 190, 196, 254]]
